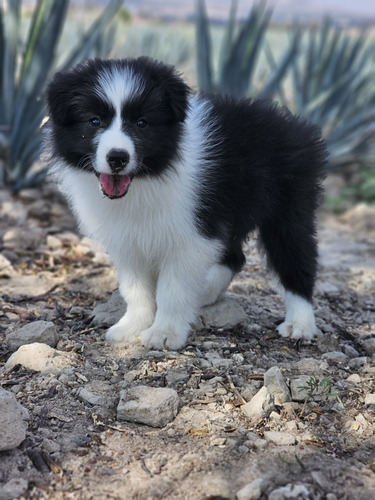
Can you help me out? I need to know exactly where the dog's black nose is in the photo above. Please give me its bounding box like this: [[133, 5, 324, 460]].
[[107, 149, 130, 173]]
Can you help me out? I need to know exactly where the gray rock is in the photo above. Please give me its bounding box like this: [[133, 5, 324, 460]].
[[4, 342, 78, 374], [293, 357, 329, 374], [77, 381, 118, 408], [264, 366, 291, 404], [166, 370, 190, 385], [321, 351, 348, 365], [3, 226, 45, 250], [42, 437, 61, 454], [346, 373, 361, 384], [196, 294, 247, 329], [290, 376, 311, 401], [326, 495, 337, 500], [91, 290, 126, 327], [232, 353, 245, 365], [0, 478, 28, 500], [269, 483, 310, 500], [310, 471, 333, 492], [0, 254, 15, 278], [244, 436, 268, 450], [6, 321, 59, 350], [244, 432, 268, 450], [236, 478, 265, 500], [241, 385, 258, 402], [46, 234, 63, 250], [205, 351, 231, 368], [348, 357, 368, 369], [242, 386, 274, 421], [316, 334, 340, 353], [117, 386, 180, 427], [364, 393, 375, 405], [263, 431, 296, 446], [314, 281, 340, 295], [360, 338, 375, 356], [0, 388, 29, 451], [342, 345, 359, 358]]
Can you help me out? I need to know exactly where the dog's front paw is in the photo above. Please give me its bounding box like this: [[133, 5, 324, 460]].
[[106, 322, 140, 344], [277, 320, 321, 341], [140, 326, 187, 350], [106, 313, 152, 344], [105, 308, 156, 345]]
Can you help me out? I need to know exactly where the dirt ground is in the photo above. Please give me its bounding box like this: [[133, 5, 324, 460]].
[[0, 186, 374, 500]]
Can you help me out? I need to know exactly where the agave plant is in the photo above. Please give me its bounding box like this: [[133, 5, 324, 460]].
[[0, 0, 122, 192], [286, 19, 375, 170], [116, 24, 192, 67], [195, 0, 299, 99]]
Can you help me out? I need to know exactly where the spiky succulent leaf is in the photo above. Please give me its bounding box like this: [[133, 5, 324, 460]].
[[0, 0, 122, 191], [196, 0, 213, 92], [286, 20, 375, 169]]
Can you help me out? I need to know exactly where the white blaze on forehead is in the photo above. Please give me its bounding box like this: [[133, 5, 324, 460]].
[[94, 66, 145, 113], [92, 65, 143, 176]]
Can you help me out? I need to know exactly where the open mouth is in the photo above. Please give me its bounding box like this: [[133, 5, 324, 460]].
[[98, 173, 131, 199]]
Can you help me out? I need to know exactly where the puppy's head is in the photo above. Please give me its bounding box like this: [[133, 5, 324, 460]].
[[46, 57, 190, 199]]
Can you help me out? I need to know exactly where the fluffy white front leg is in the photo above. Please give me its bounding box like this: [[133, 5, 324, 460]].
[[277, 291, 321, 341], [106, 266, 156, 344], [140, 253, 213, 350]]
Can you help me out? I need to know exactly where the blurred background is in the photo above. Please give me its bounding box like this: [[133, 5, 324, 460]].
[[0, 0, 375, 211]]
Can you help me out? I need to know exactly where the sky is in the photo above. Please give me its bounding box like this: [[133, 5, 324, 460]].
[[123, 0, 375, 22]]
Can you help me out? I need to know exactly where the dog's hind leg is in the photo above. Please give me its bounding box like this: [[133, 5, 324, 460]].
[[259, 219, 321, 341], [201, 264, 234, 306]]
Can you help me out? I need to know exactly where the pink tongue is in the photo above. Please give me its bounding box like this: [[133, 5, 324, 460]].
[[99, 174, 131, 198]]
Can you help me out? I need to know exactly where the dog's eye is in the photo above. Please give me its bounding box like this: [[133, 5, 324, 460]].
[[89, 117, 101, 127], [136, 118, 148, 128]]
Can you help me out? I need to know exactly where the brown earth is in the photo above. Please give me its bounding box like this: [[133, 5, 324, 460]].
[[0, 186, 375, 500]]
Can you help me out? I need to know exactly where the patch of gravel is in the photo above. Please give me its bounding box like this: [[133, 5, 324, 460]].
[[0, 186, 375, 499]]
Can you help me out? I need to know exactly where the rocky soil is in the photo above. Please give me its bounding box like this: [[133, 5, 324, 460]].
[[0, 186, 375, 500]]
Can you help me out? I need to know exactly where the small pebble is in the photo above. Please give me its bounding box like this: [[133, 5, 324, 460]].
[[364, 394, 375, 405], [346, 374, 361, 384]]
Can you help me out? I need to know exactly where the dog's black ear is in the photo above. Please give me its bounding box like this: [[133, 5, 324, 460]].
[[46, 70, 84, 126], [137, 56, 190, 123], [164, 70, 190, 123]]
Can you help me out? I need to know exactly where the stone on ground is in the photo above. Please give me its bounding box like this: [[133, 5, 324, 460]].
[[4, 342, 78, 374], [263, 431, 296, 446], [242, 386, 274, 421], [0, 478, 28, 500], [264, 366, 291, 404], [117, 386, 180, 427], [91, 290, 126, 327], [0, 388, 29, 451], [6, 321, 58, 350], [236, 478, 265, 500], [197, 294, 248, 329], [77, 381, 118, 408], [268, 483, 310, 500]]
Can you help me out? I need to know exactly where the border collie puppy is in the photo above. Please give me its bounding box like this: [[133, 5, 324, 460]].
[[46, 57, 327, 350]]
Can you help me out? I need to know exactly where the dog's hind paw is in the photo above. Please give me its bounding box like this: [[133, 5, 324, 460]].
[[277, 320, 322, 341], [277, 292, 322, 342]]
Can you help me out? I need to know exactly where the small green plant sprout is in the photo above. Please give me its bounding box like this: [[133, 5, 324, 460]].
[[298, 375, 338, 400], [298, 375, 339, 417]]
